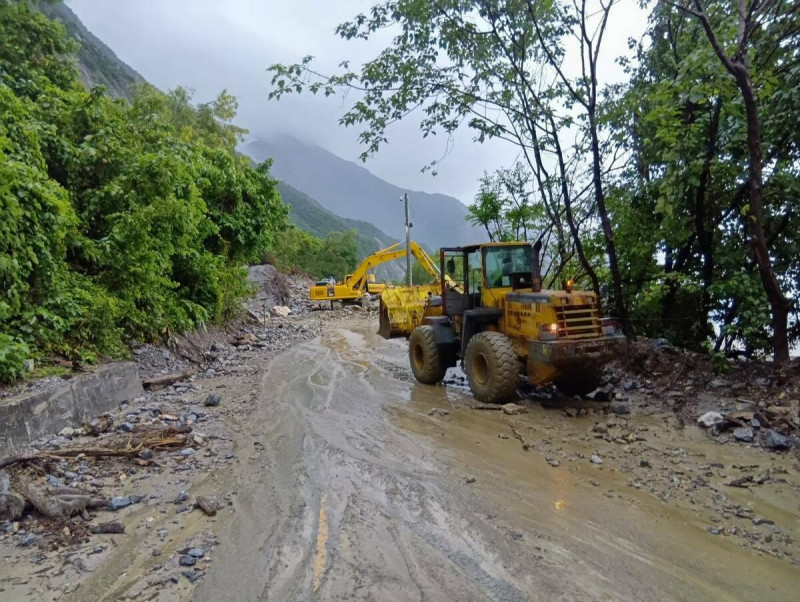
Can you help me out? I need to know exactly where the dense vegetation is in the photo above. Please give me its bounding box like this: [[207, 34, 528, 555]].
[[270, 0, 799, 361], [267, 227, 359, 280], [0, 2, 294, 381]]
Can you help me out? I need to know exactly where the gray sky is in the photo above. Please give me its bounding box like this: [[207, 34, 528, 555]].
[[67, 0, 647, 203]]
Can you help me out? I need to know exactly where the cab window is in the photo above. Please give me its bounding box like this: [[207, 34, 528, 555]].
[[485, 246, 531, 288]]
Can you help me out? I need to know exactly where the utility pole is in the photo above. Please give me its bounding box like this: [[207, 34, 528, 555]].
[[401, 193, 412, 286]]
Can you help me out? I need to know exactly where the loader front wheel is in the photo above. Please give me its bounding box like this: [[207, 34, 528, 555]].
[[409, 326, 446, 385], [464, 332, 519, 403]]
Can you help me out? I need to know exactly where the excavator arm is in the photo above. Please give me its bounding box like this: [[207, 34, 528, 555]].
[[346, 241, 439, 295], [310, 240, 440, 303]]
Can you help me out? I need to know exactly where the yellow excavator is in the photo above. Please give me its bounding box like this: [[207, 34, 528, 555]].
[[379, 241, 626, 401], [309, 240, 441, 307]]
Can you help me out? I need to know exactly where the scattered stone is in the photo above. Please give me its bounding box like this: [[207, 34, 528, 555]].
[[180, 448, 196, 457], [152, 549, 162, 557], [590, 454, 603, 465], [708, 527, 722, 535], [498, 433, 509, 440], [427, 408, 449, 417], [204, 394, 221, 407], [46, 474, 64, 488], [726, 476, 754, 488], [564, 407, 578, 418], [697, 411, 724, 428], [609, 402, 630, 415], [204, 369, 216, 379], [587, 386, 613, 402], [639, 460, 652, 468], [271, 305, 291, 318], [652, 338, 674, 352], [709, 379, 729, 389], [465, 476, 476, 484], [120, 422, 135, 433], [187, 548, 205, 558], [59, 427, 75, 438], [546, 458, 560, 467], [179, 555, 196, 567], [1, 471, 25, 522], [765, 429, 791, 451], [182, 570, 201, 583], [108, 495, 143, 511], [89, 522, 125, 534], [733, 427, 754, 443], [501, 403, 526, 415], [19, 532, 38, 547], [196, 496, 217, 517], [622, 380, 638, 391], [138, 449, 154, 461]]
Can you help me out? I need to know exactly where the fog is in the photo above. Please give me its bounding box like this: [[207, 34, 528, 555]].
[[67, 0, 647, 203]]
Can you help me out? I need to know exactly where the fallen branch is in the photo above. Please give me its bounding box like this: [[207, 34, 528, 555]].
[[0, 426, 192, 471], [142, 370, 193, 389], [510, 426, 533, 451]]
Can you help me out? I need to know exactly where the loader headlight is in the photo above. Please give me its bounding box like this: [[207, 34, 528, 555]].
[[540, 323, 558, 340]]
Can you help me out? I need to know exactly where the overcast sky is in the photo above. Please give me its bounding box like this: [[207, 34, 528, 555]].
[[67, 0, 648, 203]]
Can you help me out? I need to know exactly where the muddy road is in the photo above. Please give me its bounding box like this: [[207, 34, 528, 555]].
[[6, 319, 799, 601]]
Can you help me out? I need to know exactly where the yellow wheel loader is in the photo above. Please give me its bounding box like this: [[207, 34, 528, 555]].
[[379, 241, 626, 402], [309, 240, 441, 306]]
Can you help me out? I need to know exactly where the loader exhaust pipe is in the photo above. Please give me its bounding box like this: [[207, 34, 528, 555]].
[[532, 240, 542, 292]]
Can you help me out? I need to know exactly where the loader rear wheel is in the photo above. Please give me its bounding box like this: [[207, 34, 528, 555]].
[[464, 332, 519, 403], [409, 326, 446, 385]]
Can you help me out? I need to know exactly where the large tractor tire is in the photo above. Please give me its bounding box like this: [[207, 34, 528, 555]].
[[409, 325, 447, 385], [464, 332, 519, 403]]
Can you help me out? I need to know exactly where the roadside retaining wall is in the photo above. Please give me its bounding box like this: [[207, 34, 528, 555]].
[[0, 362, 143, 455]]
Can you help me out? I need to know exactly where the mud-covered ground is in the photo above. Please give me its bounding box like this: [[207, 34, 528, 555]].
[[1, 308, 799, 600]]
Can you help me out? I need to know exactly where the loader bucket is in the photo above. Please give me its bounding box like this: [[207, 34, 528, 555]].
[[378, 284, 441, 339]]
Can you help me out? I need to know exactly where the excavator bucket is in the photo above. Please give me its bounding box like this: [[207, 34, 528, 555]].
[[378, 284, 441, 339]]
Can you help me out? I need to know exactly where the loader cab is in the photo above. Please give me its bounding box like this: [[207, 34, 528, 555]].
[[440, 242, 539, 316]]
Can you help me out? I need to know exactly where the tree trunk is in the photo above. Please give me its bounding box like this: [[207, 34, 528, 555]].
[[734, 69, 790, 362], [588, 111, 633, 339]]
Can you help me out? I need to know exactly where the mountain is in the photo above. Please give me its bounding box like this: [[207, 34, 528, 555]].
[[276, 182, 405, 281], [35, 1, 145, 100], [243, 136, 485, 250]]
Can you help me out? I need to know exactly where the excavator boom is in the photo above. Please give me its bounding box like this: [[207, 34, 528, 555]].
[[308, 240, 440, 304]]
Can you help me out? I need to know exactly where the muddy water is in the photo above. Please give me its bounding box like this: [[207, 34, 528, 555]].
[[175, 322, 797, 602]]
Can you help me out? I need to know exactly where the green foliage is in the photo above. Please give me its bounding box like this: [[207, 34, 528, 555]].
[[0, 1, 288, 381], [267, 228, 359, 281], [0, 334, 30, 382]]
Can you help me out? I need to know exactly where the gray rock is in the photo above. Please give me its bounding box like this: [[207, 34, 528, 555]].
[[120, 422, 135, 433], [546, 458, 560, 467], [179, 555, 196, 566], [1, 471, 26, 522], [622, 380, 639, 391], [697, 411, 724, 428], [46, 474, 65, 488], [177, 491, 189, 503], [501, 403, 526, 415], [609, 402, 630, 415], [427, 408, 449, 417], [180, 448, 196, 457], [733, 427, 754, 443], [765, 429, 791, 451], [108, 495, 143, 511], [204, 369, 216, 379], [138, 449, 154, 460], [590, 454, 603, 465], [182, 570, 201, 583], [564, 407, 578, 418], [187, 548, 205, 558], [707, 527, 722, 535], [19, 532, 38, 547], [751, 417, 761, 429], [204, 394, 221, 407], [59, 427, 75, 438]]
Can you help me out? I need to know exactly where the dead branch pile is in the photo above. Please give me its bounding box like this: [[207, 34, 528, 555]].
[[0, 425, 192, 522]]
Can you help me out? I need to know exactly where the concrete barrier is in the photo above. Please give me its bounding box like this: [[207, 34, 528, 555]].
[[0, 362, 143, 455]]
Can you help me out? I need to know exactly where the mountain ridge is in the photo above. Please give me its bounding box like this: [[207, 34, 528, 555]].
[[244, 136, 485, 251]]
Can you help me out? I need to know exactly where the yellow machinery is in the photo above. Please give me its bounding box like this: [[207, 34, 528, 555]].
[[379, 241, 626, 401], [309, 240, 441, 305]]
